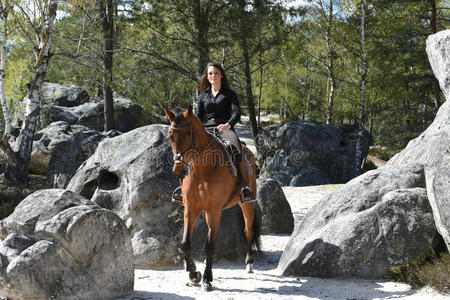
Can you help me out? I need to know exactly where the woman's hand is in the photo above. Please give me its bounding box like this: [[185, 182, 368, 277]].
[[217, 123, 231, 132]]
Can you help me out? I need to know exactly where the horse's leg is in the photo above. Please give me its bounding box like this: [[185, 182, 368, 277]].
[[202, 210, 222, 291], [239, 202, 256, 273], [182, 209, 201, 285]]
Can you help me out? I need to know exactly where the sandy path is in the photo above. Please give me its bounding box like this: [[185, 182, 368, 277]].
[[117, 122, 447, 300]]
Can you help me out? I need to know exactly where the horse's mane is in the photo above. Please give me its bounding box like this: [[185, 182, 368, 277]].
[[173, 108, 212, 139], [173, 112, 186, 124]]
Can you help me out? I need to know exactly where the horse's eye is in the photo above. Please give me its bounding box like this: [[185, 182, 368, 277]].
[[169, 134, 175, 142]]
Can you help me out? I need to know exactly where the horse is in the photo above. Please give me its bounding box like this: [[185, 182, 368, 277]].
[[163, 105, 261, 291]]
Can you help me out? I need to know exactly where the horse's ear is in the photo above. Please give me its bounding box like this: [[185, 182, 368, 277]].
[[163, 106, 175, 123], [186, 104, 193, 118]]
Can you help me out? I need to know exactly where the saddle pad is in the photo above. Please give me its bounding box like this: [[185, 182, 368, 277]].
[[206, 128, 238, 178]]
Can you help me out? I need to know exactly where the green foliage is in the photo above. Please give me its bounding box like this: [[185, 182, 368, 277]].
[[4, 38, 32, 116], [390, 252, 450, 294]]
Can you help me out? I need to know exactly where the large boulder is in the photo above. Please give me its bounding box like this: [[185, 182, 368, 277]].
[[278, 165, 436, 278], [41, 96, 153, 133], [32, 121, 117, 188], [12, 83, 89, 128], [256, 178, 294, 234], [41, 82, 90, 107], [67, 124, 253, 267], [13, 83, 156, 133], [0, 189, 134, 299], [256, 120, 372, 187], [67, 125, 180, 267], [387, 30, 450, 250], [41, 102, 99, 126], [77, 95, 153, 132]]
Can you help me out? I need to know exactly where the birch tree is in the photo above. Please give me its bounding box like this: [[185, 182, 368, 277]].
[[98, 0, 114, 131], [0, 0, 58, 184], [354, 0, 367, 176], [324, 0, 337, 124], [0, 0, 13, 138]]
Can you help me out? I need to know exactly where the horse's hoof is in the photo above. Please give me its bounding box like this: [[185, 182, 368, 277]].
[[246, 264, 254, 273], [202, 281, 213, 292], [190, 271, 202, 284], [186, 281, 200, 287]]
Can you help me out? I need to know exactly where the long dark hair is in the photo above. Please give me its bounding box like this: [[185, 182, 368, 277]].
[[198, 62, 230, 93]]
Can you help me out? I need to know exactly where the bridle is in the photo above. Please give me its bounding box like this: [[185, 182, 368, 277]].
[[170, 122, 215, 174]]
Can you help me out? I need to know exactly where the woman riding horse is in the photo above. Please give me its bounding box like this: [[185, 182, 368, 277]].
[[163, 64, 261, 290], [172, 62, 255, 204], [163, 104, 261, 291]]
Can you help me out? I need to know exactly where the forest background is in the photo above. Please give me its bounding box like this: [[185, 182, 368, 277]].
[[1, 0, 449, 158]]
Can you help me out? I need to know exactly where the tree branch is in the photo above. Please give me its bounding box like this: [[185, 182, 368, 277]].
[[118, 46, 198, 82]]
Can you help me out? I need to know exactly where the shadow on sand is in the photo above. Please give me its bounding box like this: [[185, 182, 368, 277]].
[[116, 291, 195, 300]]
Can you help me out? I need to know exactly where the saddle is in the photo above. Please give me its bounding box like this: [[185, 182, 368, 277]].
[[205, 127, 238, 178]]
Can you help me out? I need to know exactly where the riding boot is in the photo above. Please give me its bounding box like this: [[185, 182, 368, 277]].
[[232, 149, 256, 205], [171, 180, 183, 206]]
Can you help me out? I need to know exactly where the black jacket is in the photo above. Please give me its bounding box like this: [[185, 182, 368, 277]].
[[195, 87, 241, 128]]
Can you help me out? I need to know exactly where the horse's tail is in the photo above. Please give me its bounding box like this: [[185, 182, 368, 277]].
[[252, 203, 263, 255]]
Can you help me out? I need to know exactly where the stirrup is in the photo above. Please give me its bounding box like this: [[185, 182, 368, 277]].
[[171, 186, 183, 205], [240, 186, 256, 204]]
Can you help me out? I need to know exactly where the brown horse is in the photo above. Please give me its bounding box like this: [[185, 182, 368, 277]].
[[163, 105, 261, 291]]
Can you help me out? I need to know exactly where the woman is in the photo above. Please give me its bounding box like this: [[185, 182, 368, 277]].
[[196, 62, 241, 151], [172, 62, 254, 204]]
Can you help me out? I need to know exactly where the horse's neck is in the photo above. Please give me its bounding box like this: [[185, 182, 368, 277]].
[[192, 119, 213, 149], [191, 120, 222, 166]]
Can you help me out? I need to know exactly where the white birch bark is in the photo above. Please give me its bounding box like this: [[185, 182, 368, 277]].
[[0, 1, 11, 137], [355, 0, 367, 176], [12, 0, 58, 181], [325, 0, 336, 124]]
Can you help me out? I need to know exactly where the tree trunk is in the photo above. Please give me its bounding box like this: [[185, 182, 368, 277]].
[[222, 47, 227, 68], [258, 45, 263, 128], [5, 1, 58, 184], [238, 0, 258, 139], [99, 0, 115, 131], [429, 0, 441, 111], [325, 0, 335, 124], [355, 0, 367, 177], [0, 4, 11, 137], [193, 0, 209, 77]]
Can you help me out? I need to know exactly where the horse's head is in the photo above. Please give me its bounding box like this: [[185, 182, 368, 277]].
[[163, 105, 196, 179]]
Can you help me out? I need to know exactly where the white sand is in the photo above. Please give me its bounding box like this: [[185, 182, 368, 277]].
[[118, 185, 449, 300]]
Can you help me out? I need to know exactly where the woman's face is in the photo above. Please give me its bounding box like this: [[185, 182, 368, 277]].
[[207, 66, 223, 87]]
